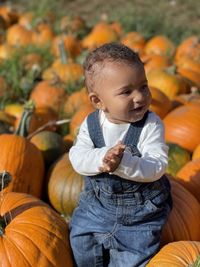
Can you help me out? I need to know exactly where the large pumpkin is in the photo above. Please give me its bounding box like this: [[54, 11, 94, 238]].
[[0, 134, 44, 197], [176, 158, 200, 203], [0, 190, 73, 266], [164, 103, 200, 152], [147, 241, 200, 266], [161, 178, 200, 244], [48, 153, 84, 219]]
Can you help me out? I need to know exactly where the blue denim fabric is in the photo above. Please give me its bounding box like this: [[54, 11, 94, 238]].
[[69, 110, 172, 267]]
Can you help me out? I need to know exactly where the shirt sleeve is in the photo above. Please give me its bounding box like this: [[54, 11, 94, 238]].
[[112, 115, 169, 182], [68, 117, 111, 176]]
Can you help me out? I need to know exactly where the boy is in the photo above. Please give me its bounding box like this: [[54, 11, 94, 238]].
[[69, 43, 172, 267]]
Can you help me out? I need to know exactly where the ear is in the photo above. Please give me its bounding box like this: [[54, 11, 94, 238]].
[[89, 92, 105, 110]]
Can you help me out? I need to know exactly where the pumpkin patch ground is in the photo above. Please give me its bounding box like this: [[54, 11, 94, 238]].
[[0, 0, 200, 266]]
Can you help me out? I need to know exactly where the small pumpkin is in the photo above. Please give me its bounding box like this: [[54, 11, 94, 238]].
[[30, 130, 65, 166], [121, 31, 146, 55], [48, 153, 84, 219], [62, 87, 90, 117], [30, 80, 67, 113], [144, 35, 175, 58], [6, 24, 33, 47], [32, 23, 54, 47], [82, 22, 118, 49]]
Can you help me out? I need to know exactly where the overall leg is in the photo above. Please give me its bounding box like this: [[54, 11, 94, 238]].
[[108, 195, 172, 267]]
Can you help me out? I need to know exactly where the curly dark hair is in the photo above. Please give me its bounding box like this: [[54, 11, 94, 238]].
[[83, 42, 144, 92]]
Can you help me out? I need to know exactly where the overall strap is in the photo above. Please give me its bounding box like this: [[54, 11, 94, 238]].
[[123, 111, 150, 157], [87, 110, 105, 148]]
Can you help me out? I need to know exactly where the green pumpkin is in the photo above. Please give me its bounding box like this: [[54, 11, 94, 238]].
[[166, 143, 191, 176]]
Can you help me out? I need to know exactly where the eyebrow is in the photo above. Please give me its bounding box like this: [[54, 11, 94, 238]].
[[116, 80, 148, 92]]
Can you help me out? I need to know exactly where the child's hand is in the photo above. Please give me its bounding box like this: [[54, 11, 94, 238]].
[[99, 142, 126, 173]]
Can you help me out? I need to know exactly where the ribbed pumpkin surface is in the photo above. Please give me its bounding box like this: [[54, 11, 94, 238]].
[[48, 153, 84, 218], [164, 103, 200, 152], [162, 179, 200, 244], [0, 134, 44, 197], [0, 192, 73, 267], [147, 241, 200, 266], [176, 158, 200, 203]]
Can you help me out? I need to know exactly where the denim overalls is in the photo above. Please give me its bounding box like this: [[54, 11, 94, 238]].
[[69, 110, 172, 267]]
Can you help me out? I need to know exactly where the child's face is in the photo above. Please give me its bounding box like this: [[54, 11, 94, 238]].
[[89, 61, 152, 123]]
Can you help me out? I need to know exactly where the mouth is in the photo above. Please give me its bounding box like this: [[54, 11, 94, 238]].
[[131, 105, 145, 112]]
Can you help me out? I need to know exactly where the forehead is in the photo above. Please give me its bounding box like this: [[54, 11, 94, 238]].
[[95, 61, 146, 87]]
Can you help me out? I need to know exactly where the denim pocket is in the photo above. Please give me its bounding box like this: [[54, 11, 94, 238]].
[[145, 191, 169, 213]]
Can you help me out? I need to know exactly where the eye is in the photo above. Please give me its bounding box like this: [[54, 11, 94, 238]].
[[140, 84, 148, 91], [123, 90, 131, 95]]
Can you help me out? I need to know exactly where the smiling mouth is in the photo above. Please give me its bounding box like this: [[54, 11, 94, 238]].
[[132, 106, 144, 112]]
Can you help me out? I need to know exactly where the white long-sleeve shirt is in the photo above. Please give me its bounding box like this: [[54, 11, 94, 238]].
[[69, 110, 168, 182]]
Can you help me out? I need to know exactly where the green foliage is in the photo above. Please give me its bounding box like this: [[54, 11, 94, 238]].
[[0, 45, 53, 105]]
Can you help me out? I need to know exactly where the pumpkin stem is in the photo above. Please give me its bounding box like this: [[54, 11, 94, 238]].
[[15, 100, 35, 137], [165, 65, 177, 75], [0, 216, 6, 235], [58, 40, 67, 64], [0, 171, 12, 191]]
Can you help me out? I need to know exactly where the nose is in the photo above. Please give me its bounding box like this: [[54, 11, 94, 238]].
[[132, 91, 145, 104]]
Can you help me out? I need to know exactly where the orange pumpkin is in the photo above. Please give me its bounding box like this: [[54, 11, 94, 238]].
[[15, 106, 58, 134], [149, 87, 171, 118], [0, 134, 44, 197], [6, 24, 33, 46], [70, 104, 94, 138], [175, 36, 200, 63], [32, 23, 54, 47], [147, 241, 200, 266], [142, 54, 171, 74], [146, 68, 190, 100], [171, 87, 200, 109], [0, 189, 73, 266], [121, 31, 146, 55], [50, 58, 83, 84], [51, 34, 82, 59], [193, 144, 200, 160], [164, 103, 200, 152], [30, 80, 67, 113], [175, 158, 200, 203], [48, 153, 84, 219], [0, 43, 15, 60], [177, 67, 200, 86], [62, 87, 90, 117], [162, 178, 200, 244], [82, 22, 118, 49], [144, 35, 175, 58]]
